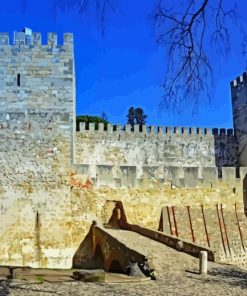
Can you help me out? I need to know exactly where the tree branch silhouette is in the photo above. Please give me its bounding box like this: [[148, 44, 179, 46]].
[[21, 0, 243, 112], [153, 0, 238, 112]]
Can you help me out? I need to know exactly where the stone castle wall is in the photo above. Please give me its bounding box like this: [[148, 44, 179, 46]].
[[0, 30, 247, 270], [75, 122, 239, 173], [70, 163, 247, 189], [231, 72, 247, 166], [0, 32, 75, 267], [70, 175, 247, 269]]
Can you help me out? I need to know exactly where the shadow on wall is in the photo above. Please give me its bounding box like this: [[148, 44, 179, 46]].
[[244, 174, 247, 216], [72, 222, 96, 269], [213, 129, 239, 178], [94, 244, 104, 269], [93, 243, 124, 272]]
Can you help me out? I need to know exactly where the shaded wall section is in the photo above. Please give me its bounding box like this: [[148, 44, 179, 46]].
[[231, 72, 247, 166], [213, 129, 239, 177]]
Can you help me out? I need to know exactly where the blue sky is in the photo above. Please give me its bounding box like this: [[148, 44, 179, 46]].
[[1, 0, 247, 128]]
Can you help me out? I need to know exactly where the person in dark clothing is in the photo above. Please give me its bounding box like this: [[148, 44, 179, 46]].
[[126, 258, 156, 280], [137, 258, 156, 280]]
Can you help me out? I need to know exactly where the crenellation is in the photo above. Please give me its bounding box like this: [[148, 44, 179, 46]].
[[165, 126, 173, 135], [0, 33, 9, 45], [240, 167, 247, 179], [184, 167, 199, 187], [227, 128, 234, 135], [212, 128, 218, 135], [63, 33, 73, 45], [98, 122, 104, 131], [119, 165, 137, 187], [221, 167, 238, 180], [48, 32, 58, 47], [89, 122, 95, 131], [158, 126, 164, 134], [202, 166, 218, 181], [219, 128, 226, 136], [231, 72, 247, 88], [32, 32, 41, 45], [181, 127, 188, 135], [237, 75, 243, 83], [174, 126, 181, 134], [124, 124, 130, 133], [149, 125, 155, 133], [134, 124, 139, 132], [76, 121, 241, 169], [188, 127, 194, 135], [72, 164, 246, 188], [107, 123, 113, 132], [115, 124, 122, 132], [141, 124, 147, 133], [196, 128, 204, 135], [0, 32, 76, 50], [96, 165, 115, 187]]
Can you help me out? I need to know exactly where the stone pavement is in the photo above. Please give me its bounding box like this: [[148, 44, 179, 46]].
[[1, 265, 247, 296], [1, 230, 247, 295]]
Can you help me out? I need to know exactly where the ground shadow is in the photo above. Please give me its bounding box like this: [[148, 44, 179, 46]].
[[208, 267, 247, 289], [187, 266, 247, 290], [0, 279, 10, 295]]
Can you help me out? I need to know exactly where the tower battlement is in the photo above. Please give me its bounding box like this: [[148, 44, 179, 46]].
[[79, 122, 235, 137], [231, 70, 247, 166], [0, 31, 75, 112], [230, 72, 247, 88], [0, 32, 73, 47], [71, 164, 247, 189]]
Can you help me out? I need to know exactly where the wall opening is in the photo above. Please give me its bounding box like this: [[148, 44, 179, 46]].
[[94, 244, 104, 269], [108, 259, 124, 273], [34, 211, 42, 265], [17, 73, 20, 86]]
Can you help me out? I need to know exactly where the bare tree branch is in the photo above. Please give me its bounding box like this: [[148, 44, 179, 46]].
[[242, 33, 247, 56], [40, 0, 245, 112], [153, 0, 239, 113]]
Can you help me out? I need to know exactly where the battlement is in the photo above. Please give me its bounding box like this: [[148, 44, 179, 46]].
[[0, 32, 73, 47], [78, 122, 235, 137], [230, 72, 247, 88], [71, 164, 247, 189]]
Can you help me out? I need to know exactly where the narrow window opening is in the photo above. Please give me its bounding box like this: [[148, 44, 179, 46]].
[[17, 73, 20, 86]]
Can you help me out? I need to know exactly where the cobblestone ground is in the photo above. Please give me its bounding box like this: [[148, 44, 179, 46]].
[[1, 230, 247, 295], [1, 266, 247, 296]]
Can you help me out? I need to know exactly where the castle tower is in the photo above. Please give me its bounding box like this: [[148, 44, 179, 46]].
[[231, 72, 247, 166], [0, 31, 76, 267]]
